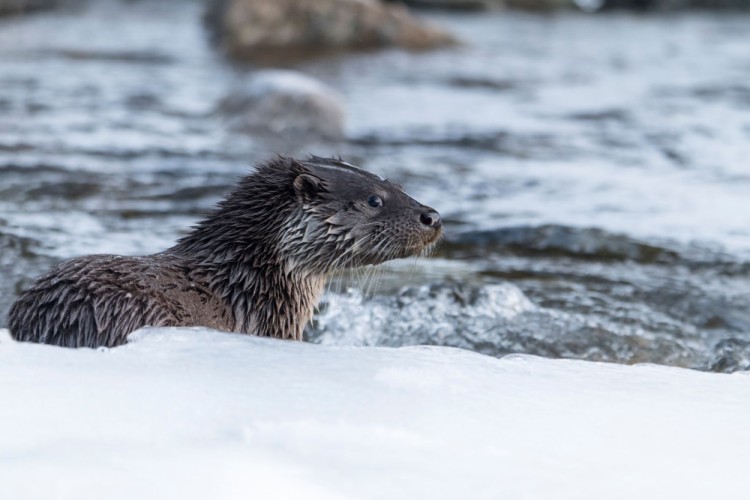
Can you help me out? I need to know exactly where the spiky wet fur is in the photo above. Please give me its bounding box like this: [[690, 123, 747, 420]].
[[8, 156, 442, 348]]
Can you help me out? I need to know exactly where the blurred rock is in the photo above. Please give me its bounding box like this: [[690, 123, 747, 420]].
[[0, 0, 57, 15], [387, 0, 504, 9], [206, 0, 457, 61], [506, 0, 573, 8], [217, 70, 345, 142]]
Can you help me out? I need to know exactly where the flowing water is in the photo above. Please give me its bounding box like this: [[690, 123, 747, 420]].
[[1, 0, 749, 371]]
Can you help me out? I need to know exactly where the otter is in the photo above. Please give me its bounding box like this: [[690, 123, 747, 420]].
[[8, 156, 442, 348]]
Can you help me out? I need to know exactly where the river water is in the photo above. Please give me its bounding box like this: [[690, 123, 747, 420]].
[[1, 0, 749, 371]]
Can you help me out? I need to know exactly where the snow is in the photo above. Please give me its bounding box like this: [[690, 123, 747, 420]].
[[2, 326, 750, 500]]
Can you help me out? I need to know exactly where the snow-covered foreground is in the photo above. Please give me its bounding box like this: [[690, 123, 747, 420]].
[[2, 327, 750, 500]]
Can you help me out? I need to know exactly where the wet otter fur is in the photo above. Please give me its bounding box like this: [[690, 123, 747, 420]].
[[8, 156, 442, 348]]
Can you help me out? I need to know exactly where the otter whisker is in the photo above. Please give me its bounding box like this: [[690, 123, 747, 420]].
[[328, 239, 364, 271], [360, 260, 385, 298]]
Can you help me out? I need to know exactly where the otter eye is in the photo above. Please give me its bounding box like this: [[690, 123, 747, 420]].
[[367, 195, 383, 208]]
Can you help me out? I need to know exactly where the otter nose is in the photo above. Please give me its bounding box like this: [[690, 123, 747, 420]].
[[419, 210, 441, 229]]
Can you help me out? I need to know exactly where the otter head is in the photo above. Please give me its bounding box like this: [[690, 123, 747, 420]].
[[285, 157, 442, 274]]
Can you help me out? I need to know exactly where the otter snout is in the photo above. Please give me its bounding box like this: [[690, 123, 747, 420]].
[[419, 209, 441, 229], [417, 206, 442, 248]]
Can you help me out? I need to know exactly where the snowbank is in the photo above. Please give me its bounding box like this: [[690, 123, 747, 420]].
[[2, 326, 750, 500]]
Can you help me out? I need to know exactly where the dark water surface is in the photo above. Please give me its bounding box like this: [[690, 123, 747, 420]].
[[1, 0, 749, 371]]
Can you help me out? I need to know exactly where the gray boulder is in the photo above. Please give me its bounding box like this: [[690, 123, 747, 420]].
[[206, 0, 457, 61], [217, 70, 345, 142]]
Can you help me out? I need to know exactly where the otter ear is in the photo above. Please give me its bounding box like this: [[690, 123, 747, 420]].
[[294, 174, 324, 202]]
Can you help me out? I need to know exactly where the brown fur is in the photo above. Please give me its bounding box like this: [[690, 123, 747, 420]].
[[8, 156, 442, 347]]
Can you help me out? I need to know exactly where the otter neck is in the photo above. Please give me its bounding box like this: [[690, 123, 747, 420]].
[[216, 262, 328, 340], [167, 184, 328, 340]]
